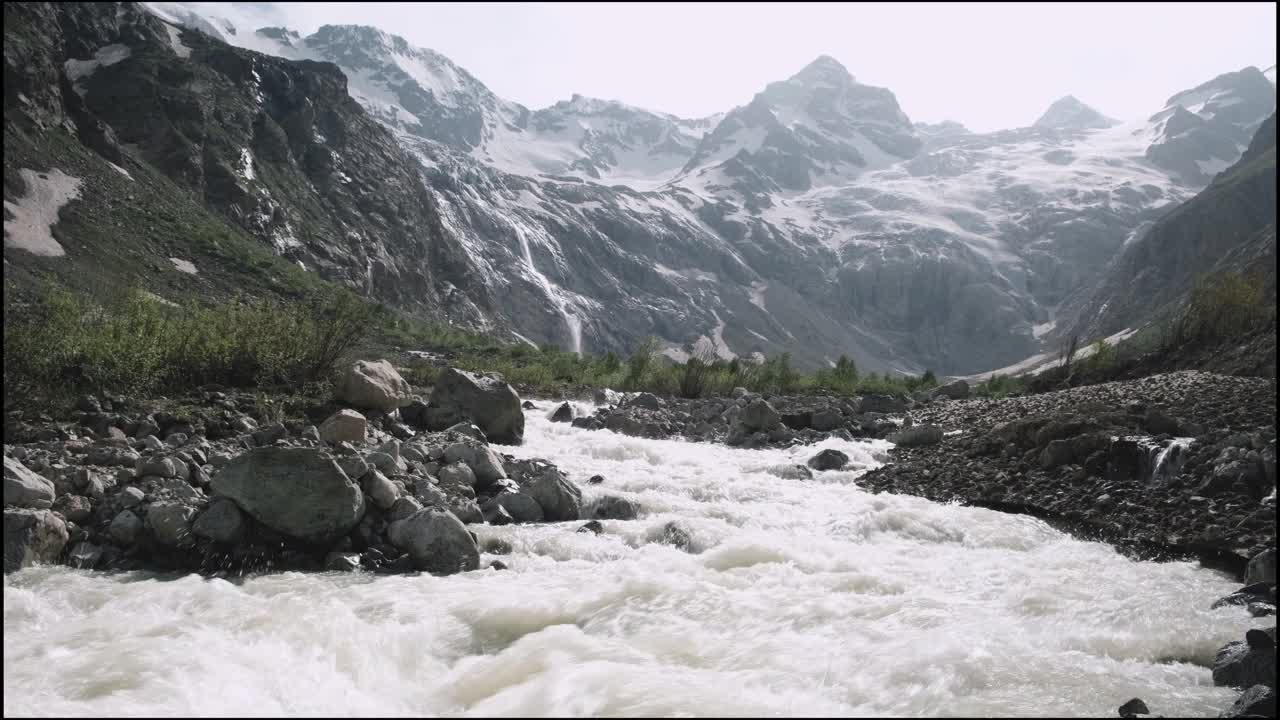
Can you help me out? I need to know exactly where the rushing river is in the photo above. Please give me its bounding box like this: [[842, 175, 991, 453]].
[[3, 400, 1248, 716]]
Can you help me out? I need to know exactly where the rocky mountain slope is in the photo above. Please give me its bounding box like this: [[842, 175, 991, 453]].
[[8, 1, 1276, 376], [1067, 112, 1276, 343]]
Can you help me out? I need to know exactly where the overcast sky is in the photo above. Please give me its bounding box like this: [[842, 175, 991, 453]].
[[222, 2, 1275, 132]]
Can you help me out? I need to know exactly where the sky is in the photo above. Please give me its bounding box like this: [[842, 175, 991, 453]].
[[213, 2, 1275, 132]]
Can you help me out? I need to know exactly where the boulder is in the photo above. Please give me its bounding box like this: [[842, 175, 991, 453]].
[[210, 447, 365, 545], [147, 503, 196, 547], [549, 402, 575, 423], [482, 492, 544, 523], [108, 509, 143, 545], [4, 457, 55, 509], [740, 399, 781, 431], [628, 393, 662, 410], [1117, 698, 1149, 718], [438, 462, 477, 490], [577, 520, 604, 534], [428, 368, 525, 445], [810, 409, 843, 432], [1245, 548, 1276, 586], [1213, 630, 1277, 690], [337, 359, 411, 411], [1222, 685, 1276, 718], [593, 496, 640, 521], [511, 460, 582, 521], [360, 469, 401, 511], [320, 410, 367, 445], [4, 509, 68, 572], [933, 379, 970, 400], [443, 442, 507, 487], [387, 507, 479, 574], [891, 425, 944, 447], [861, 394, 908, 414], [53, 495, 92, 523], [807, 449, 850, 471], [192, 498, 246, 545]]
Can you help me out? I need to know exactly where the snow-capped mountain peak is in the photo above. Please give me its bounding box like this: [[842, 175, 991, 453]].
[[1033, 95, 1118, 130]]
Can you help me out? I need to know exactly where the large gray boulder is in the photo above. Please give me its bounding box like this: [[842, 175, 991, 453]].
[[511, 459, 582, 521], [428, 368, 525, 445], [211, 447, 365, 545], [108, 509, 143, 545], [740, 399, 781, 431], [4, 457, 55, 509], [4, 508, 68, 572], [442, 441, 506, 487], [320, 409, 367, 445], [387, 507, 480, 574], [337, 360, 411, 411], [807, 449, 850, 471]]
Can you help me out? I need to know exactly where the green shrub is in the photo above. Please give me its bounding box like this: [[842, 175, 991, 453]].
[[4, 284, 380, 404]]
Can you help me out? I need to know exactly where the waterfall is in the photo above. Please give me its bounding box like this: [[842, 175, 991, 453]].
[[512, 221, 583, 354], [1150, 437, 1194, 486]]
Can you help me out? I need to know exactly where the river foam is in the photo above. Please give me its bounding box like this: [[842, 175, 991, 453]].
[[3, 401, 1249, 716]]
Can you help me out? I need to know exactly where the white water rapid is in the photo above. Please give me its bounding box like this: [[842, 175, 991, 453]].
[[3, 401, 1248, 716]]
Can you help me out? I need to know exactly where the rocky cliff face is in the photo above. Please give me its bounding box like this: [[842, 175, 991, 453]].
[[9, 1, 1277, 375], [1066, 113, 1276, 342]]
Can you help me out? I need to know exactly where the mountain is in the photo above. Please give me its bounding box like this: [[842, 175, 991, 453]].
[[1067, 112, 1276, 342], [9, 1, 1277, 376], [1142, 67, 1275, 186], [4, 2, 493, 327], [1033, 96, 1117, 131]]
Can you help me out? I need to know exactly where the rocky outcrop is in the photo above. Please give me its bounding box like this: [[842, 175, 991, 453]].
[[1, 387, 586, 576], [858, 371, 1277, 564]]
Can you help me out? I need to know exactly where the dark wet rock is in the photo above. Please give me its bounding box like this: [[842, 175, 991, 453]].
[[577, 520, 604, 534], [807, 449, 850, 471], [659, 521, 694, 552], [147, 503, 197, 547], [488, 560, 508, 570], [1213, 629, 1277, 690], [593, 496, 640, 521], [66, 541, 102, 569], [549, 402, 575, 423], [588, 474, 605, 484], [325, 552, 361, 572], [1221, 685, 1276, 718], [521, 400, 536, 410], [1118, 697, 1149, 717], [628, 393, 662, 411]]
